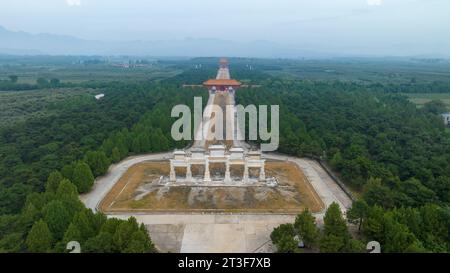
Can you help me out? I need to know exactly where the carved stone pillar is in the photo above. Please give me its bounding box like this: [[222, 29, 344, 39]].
[[243, 163, 249, 183], [259, 164, 266, 182], [169, 161, 176, 182], [204, 159, 211, 182], [224, 161, 231, 183], [186, 163, 192, 182]]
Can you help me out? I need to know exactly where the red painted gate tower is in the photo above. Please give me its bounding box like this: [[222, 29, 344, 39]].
[[203, 58, 242, 94]]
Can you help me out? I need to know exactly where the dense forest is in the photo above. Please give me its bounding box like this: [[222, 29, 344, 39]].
[[236, 80, 450, 252], [0, 76, 207, 252], [1, 58, 449, 253]]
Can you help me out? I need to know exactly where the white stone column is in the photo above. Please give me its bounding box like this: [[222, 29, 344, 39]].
[[224, 161, 231, 183], [259, 164, 266, 182], [169, 161, 176, 182], [186, 163, 192, 182], [204, 159, 211, 182], [243, 163, 249, 183]]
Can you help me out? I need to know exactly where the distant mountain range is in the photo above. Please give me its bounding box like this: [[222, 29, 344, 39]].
[[1, 25, 448, 59], [0, 25, 335, 58]]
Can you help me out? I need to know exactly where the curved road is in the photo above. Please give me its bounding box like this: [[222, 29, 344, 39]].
[[79, 89, 352, 252], [79, 149, 352, 253], [80, 152, 173, 211]]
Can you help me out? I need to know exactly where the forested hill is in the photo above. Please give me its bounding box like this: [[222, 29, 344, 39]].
[[237, 80, 450, 252]]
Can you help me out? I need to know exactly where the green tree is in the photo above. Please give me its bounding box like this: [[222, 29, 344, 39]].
[[63, 223, 81, 245], [330, 150, 343, 170], [50, 78, 60, 86], [362, 205, 385, 243], [422, 100, 447, 115], [111, 147, 121, 163], [61, 163, 76, 181], [36, 77, 49, 86], [85, 151, 110, 177], [55, 179, 78, 200], [43, 200, 72, 240], [319, 234, 345, 253], [418, 204, 448, 251], [71, 210, 95, 242], [0, 232, 23, 252], [398, 178, 437, 206], [275, 233, 299, 253], [347, 199, 368, 232], [363, 178, 394, 208], [45, 171, 64, 194], [83, 232, 114, 253], [320, 202, 351, 252], [345, 239, 366, 253], [113, 217, 139, 250], [100, 218, 122, 235], [323, 203, 350, 239], [26, 220, 53, 253], [139, 223, 155, 252], [383, 213, 423, 253], [294, 209, 319, 248], [270, 223, 299, 253], [8, 75, 18, 83], [56, 186, 84, 219], [72, 161, 94, 193], [18, 202, 41, 232], [23, 192, 48, 212], [124, 230, 154, 253], [270, 223, 295, 245]]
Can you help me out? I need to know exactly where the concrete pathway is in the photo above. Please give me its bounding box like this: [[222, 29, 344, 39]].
[[80, 152, 172, 211], [79, 84, 353, 252], [80, 150, 352, 252], [111, 213, 293, 253], [264, 154, 352, 223]]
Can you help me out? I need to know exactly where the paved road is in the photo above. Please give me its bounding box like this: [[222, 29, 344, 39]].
[[80, 152, 173, 211], [111, 213, 293, 253], [264, 153, 352, 222], [79, 150, 352, 252], [79, 89, 353, 252]]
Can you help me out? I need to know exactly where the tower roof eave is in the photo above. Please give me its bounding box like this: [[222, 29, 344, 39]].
[[202, 79, 242, 87]]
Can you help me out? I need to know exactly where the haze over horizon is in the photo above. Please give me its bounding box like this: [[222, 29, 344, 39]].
[[1, 0, 449, 57]]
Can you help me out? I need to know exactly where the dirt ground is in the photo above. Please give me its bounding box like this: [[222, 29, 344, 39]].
[[99, 160, 324, 213]]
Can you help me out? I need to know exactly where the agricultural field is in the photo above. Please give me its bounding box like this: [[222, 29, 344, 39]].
[[404, 93, 450, 110], [261, 58, 450, 84], [0, 87, 97, 128], [0, 56, 182, 84], [157, 57, 450, 85]]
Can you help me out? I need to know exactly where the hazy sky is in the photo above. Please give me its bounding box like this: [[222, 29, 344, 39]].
[[1, 0, 449, 56]]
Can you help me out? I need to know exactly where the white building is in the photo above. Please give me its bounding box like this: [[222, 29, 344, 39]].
[[442, 113, 450, 125], [95, 94, 105, 100]]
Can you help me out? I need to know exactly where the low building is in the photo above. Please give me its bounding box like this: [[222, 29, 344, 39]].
[[95, 94, 105, 100], [442, 113, 450, 125]]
